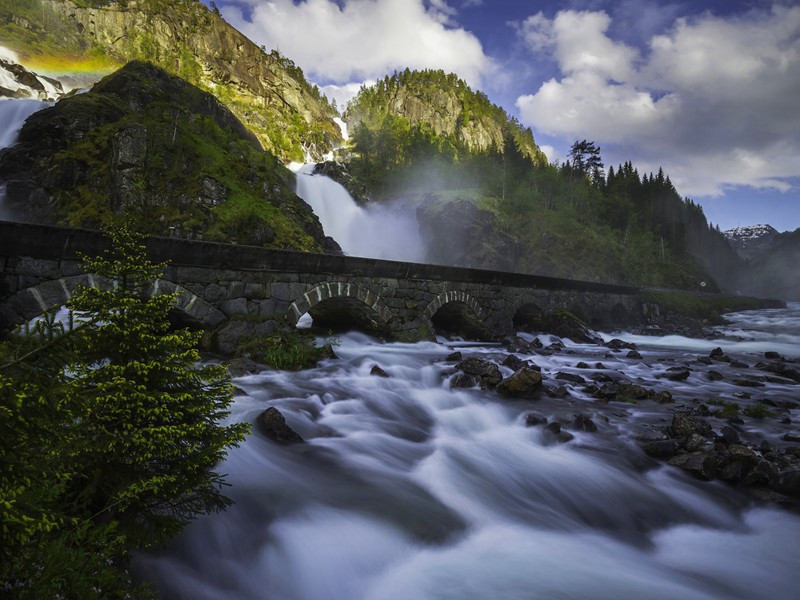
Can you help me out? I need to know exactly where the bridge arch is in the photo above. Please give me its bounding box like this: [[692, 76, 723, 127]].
[[511, 295, 547, 332], [423, 290, 489, 339], [1, 275, 224, 330], [286, 281, 392, 333]]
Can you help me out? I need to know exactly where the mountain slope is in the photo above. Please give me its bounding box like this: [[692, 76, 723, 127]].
[[745, 229, 800, 300], [0, 0, 340, 161], [345, 69, 548, 166], [0, 61, 340, 253], [723, 224, 780, 261]]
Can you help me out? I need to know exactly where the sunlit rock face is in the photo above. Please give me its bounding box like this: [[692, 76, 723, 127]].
[[0, 0, 341, 162], [0, 61, 336, 253]]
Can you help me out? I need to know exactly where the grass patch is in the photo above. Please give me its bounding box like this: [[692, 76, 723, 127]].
[[236, 331, 338, 371], [711, 401, 740, 419], [641, 292, 780, 325], [743, 403, 773, 419]]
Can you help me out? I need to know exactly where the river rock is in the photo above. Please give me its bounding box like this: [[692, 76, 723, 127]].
[[783, 432, 800, 443], [370, 365, 390, 378], [765, 351, 784, 360], [502, 354, 528, 372], [450, 372, 479, 389], [456, 357, 502, 387], [663, 367, 691, 381], [555, 372, 585, 384], [525, 413, 547, 427], [669, 411, 712, 440], [643, 439, 680, 458], [626, 350, 643, 359], [606, 338, 637, 351], [733, 378, 765, 387], [257, 407, 303, 444], [776, 469, 800, 495], [572, 414, 598, 432], [668, 452, 717, 480], [717, 426, 741, 445], [444, 351, 462, 362], [496, 367, 542, 398], [707, 370, 724, 381]]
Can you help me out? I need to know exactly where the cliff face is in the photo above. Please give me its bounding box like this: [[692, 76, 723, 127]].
[[0, 0, 341, 161], [0, 61, 341, 253], [344, 69, 548, 165]]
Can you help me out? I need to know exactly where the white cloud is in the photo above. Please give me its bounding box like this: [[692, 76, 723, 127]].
[[515, 5, 800, 198], [221, 0, 490, 87], [319, 80, 375, 111]]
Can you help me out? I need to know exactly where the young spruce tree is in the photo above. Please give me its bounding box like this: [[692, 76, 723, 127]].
[[64, 226, 249, 547]]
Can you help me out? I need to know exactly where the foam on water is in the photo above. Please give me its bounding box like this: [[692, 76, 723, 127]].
[[135, 307, 800, 599]]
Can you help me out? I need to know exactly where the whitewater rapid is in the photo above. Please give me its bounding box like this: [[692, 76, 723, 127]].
[[135, 304, 800, 599]]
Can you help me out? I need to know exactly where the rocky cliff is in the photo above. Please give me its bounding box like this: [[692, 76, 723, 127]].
[[0, 61, 341, 253], [0, 0, 340, 161], [344, 69, 548, 165]]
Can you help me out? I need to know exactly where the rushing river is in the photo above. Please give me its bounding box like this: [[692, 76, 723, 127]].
[[135, 304, 800, 599]]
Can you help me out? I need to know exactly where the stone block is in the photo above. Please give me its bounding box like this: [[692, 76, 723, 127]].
[[220, 297, 248, 316], [228, 281, 245, 298], [244, 283, 265, 299], [204, 282, 228, 303]]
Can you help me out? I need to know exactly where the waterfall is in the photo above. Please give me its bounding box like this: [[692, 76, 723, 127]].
[[294, 164, 425, 262], [0, 98, 50, 220]]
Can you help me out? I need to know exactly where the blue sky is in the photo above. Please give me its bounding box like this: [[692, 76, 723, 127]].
[[210, 0, 800, 232]]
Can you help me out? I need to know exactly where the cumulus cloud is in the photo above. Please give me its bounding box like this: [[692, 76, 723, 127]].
[[515, 5, 800, 197], [221, 0, 490, 87], [319, 80, 375, 111]]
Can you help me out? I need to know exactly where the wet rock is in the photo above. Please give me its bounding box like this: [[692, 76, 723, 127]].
[[655, 391, 674, 404], [232, 386, 248, 396], [733, 378, 765, 388], [742, 460, 778, 486], [595, 362, 607, 370], [444, 351, 462, 362], [590, 372, 614, 383], [502, 354, 528, 372], [663, 367, 691, 381], [731, 360, 749, 369], [497, 367, 543, 398], [531, 338, 544, 349], [644, 439, 680, 458], [696, 357, 713, 366], [525, 413, 547, 427], [606, 338, 637, 351], [572, 414, 598, 432], [576, 361, 591, 369], [543, 421, 574, 443], [733, 391, 751, 400], [555, 372, 585, 384], [544, 384, 569, 398], [707, 370, 724, 381], [370, 365, 390, 378], [717, 426, 741, 445], [783, 432, 800, 443], [669, 452, 717, 480], [227, 358, 261, 377], [619, 382, 649, 400], [765, 351, 784, 360], [776, 469, 800, 495], [545, 421, 562, 434], [450, 372, 479, 389], [710, 347, 724, 358], [683, 433, 707, 452], [626, 350, 643, 359], [669, 411, 712, 440], [257, 407, 304, 444], [456, 357, 502, 388]]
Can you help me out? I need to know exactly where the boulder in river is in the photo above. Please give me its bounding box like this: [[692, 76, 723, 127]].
[[257, 407, 304, 444], [456, 357, 502, 388], [497, 367, 542, 398]]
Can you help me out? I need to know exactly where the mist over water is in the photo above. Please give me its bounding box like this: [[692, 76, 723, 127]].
[[294, 163, 425, 262], [135, 305, 800, 599]]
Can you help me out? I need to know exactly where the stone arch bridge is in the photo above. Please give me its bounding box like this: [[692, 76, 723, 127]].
[[0, 222, 653, 346]]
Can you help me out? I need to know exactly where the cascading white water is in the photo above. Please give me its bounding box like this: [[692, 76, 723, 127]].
[[0, 98, 50, 220], [294, 164, 425, 262], [135, 304, 800, 599]]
